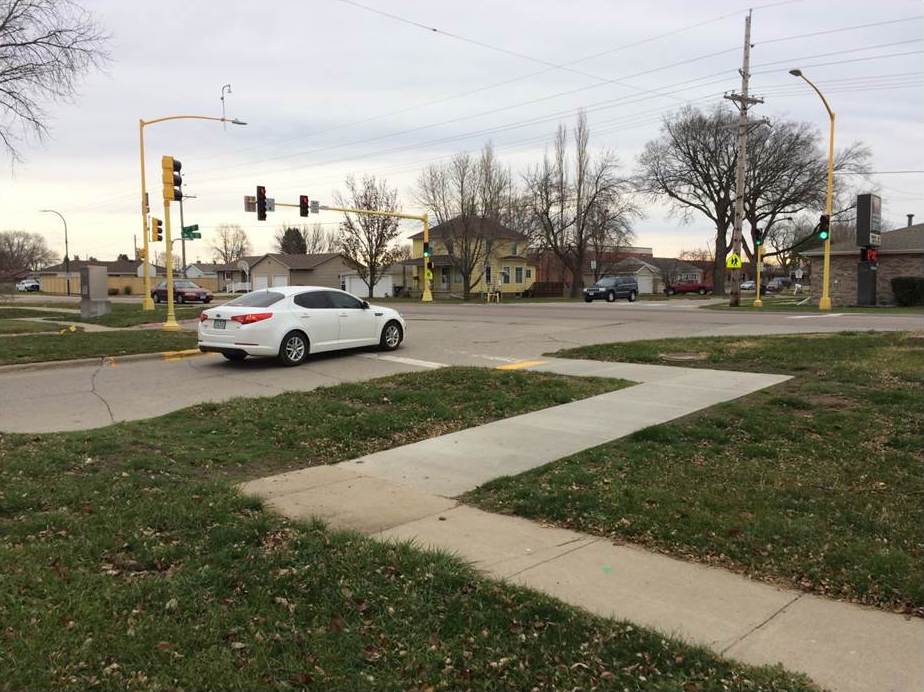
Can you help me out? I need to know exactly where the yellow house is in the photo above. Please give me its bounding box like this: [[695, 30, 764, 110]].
[[406, 216, 536, 298]]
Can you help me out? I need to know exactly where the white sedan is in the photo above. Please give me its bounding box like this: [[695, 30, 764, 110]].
[[197, 286, 406, 366]]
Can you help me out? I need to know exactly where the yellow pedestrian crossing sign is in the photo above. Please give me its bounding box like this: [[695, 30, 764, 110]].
[[726, 252, 742, 269]]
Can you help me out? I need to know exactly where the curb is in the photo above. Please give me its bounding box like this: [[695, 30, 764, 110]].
[[0, 349, 209, 374]]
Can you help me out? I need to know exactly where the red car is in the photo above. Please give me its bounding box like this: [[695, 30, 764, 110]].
[[152, 279, 213, 304], [665, 281, 713, 295]]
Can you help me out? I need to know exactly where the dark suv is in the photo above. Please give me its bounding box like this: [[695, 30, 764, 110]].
[[583, 276, 638, 303]]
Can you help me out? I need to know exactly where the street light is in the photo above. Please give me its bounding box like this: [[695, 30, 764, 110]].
[[789, 68, 835, 311], [40, 209, 70, 296], [139, 114, 247, 310]]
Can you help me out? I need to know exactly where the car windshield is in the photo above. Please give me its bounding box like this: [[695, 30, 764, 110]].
[[175, 280, 199, 289], [226, 290, 284, 307], [593, 278, 617, 288]]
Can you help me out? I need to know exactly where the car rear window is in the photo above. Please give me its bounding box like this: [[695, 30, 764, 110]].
[[226, 291, 284, 307]]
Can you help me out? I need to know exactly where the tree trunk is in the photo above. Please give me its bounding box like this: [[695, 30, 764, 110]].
[[713, 234, 728, 295]]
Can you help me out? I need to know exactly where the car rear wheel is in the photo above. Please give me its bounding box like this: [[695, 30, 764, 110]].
[[278, 331, 309, 366], [222, 351, 247, 362], [153, 293, 161, 303], [380, 321, 403, 351], [627, 290, 637, 302], [177, 294, 184, 304], [606, 290, 616, 303], [698, 287, 707, 295]]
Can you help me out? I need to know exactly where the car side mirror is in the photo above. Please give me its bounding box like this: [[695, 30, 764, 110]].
[[361, 300, 370, 309]]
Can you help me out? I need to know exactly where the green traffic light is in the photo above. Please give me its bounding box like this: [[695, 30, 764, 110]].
[[819, 229, 829, 241]]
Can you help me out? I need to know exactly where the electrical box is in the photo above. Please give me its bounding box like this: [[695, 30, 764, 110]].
[[79, 265, 112, 319]]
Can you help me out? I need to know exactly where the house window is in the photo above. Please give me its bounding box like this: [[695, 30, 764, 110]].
[[502, 266, 511, 284], [511, 243, 518, 256], [525, 268, 532, 279], [441, 266, 450, 288], [485, 266, 492, 284], [515, 266, 523, 283]]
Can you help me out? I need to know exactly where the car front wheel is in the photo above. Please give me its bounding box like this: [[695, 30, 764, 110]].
[[698, 287, 707, 295], [278, 331, 309, 366], [584, 296, 593, 303], [606, 291, 616, 303], [153, 293, 161, 303], [665, 288, 675, 296], [380, 321, 403, 351]]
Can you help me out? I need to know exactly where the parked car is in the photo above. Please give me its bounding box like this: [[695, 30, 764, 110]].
[[664, 280, 712, 295], [152, 279, 213, 304], [766, 277, 792, 293], [197, 286, 406, 366], [15, 279, 40, 292], [583, 276, 638, 303]]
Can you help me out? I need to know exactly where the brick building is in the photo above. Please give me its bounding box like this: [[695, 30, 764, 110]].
[[802, 222, 923, 306]]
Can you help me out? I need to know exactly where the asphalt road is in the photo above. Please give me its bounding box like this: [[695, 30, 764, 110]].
[[2, 300, 920, 433]]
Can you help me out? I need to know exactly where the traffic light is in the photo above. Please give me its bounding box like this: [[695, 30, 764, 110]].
[[256, 185, 267, 221], [161, 156, 182, 201], [151, 217, 163, 242], [299, 195, 310, 217], [753, 228, 763, 248], [818, 214, 830, 241], [423, 241, 431, 259]]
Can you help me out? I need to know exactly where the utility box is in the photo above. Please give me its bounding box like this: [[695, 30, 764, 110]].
[[79, 265, 111, 319], [857, 261, 877, 306]]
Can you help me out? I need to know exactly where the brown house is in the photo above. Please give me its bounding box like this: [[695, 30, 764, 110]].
[[803, 222, 923, 305], [246, 253, 355, 291]]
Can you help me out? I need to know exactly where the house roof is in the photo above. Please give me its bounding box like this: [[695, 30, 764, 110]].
[[37, 258, 163, 275], [214, 255, 265, 272], [610, 257, 661, 274], [186, 262, 224, 272], [803, 222, 924, 256], [409, 216, 527, 242], [402, 254, 453, 267], [248, 252, 344, 271], [648, 257, 704, 274]]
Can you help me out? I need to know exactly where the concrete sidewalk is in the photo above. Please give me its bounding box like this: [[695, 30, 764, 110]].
[[242, 358, 924, 692]]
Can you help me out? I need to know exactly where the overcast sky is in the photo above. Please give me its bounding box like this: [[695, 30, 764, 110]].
[[2, 0, 922, 263]]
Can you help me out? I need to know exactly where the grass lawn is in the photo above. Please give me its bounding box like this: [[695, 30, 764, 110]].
[[0, 330, 197, 365], [0, 319, 63, 335], [2, 302, 208, 327], [466, 331, 924, 616], [0, 368, 811, 691], [0, 307, 77, 320]]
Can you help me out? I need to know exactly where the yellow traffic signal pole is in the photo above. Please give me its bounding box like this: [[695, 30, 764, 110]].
[[789, 70, 834, 311], [275, 203, 433, 302], [139, 115, 246, 311], [162, 200, 181, 331], [753, 245, 764, 307]]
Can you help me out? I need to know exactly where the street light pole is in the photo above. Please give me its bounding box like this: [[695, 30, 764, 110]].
[[138, 114, 247, 311], [789, 68, 835, 311], [40, 209, 70, 296]]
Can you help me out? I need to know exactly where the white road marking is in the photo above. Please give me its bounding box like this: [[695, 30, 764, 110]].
[[824, 313, 845, 318], [786, 315, 818, 319], [361, 354, 446, 369]]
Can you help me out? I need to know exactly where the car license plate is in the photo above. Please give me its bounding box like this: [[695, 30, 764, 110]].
[[213, 319, 226, 329]]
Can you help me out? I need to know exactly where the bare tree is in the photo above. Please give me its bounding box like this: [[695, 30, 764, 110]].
[[525, 112, 628, 297], [334, 174, 402, 298], [153, 249, 182, 272], [209, 224, 250, 264], [0, 0, 109, 160], [639, 105, 869, 294], [637, 105, 738, 294], [0, 230, 57, 270], [742, 120, 869, 261], [416, 142, 514, 299], [678, 244, 715, 263], [274, 226, 307, 254], [587, 195, 641, 281], [303, 224, 334, 254]]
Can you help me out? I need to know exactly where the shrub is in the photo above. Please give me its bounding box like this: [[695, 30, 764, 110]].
[[122, 285, 133, 295], [891, 276, 924, 306], [107, 287, 119, 296]]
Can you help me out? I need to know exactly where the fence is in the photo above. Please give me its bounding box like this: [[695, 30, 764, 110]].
[[39, 275, 221, 295]]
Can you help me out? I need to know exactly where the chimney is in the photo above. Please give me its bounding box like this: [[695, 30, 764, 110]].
[[907, 214, 915, 227]]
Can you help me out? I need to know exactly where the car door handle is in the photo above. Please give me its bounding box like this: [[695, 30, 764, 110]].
[[339, 312, 348, 317]]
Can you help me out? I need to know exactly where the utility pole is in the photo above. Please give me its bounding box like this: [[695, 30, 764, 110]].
[[724, 10, 763, 307], [179, 195, 186, 278]]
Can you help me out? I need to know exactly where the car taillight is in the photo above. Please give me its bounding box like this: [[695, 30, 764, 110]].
[[231, 312, 273, 325], [199, 313, 208, 322]]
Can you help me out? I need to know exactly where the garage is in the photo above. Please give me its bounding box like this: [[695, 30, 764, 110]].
[[635, 273, 654, 294], [253, 276, 268, 290], [343, 274, 393, 298], [272, 274, 288, 287]]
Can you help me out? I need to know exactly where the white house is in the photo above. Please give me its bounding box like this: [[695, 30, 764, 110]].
[[340, 264, 407, 298]]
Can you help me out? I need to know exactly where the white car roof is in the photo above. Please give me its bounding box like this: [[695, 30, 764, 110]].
[[252, 286, 346, 296]]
